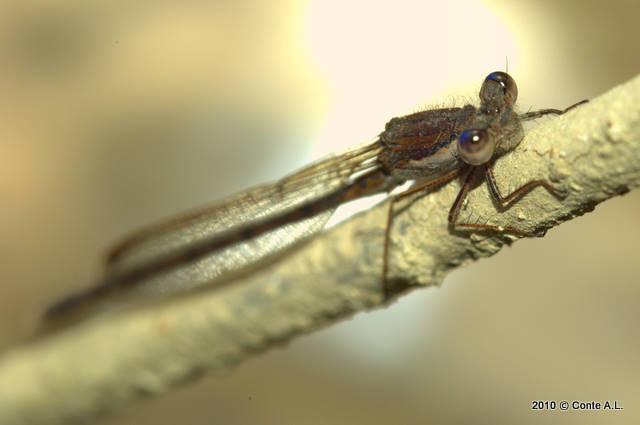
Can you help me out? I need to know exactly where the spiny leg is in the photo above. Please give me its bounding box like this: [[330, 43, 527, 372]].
[[450, 163, 565, 237], [447, 166, 476, 229], [484, 163, 565, 205], [519, 99, 588, 121], [381, 168, 461, 298]]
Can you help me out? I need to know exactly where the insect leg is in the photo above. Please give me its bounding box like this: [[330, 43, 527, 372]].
[[451, 163, 566, 237], [519, 99, 588, 121], [381, 168, 461, 297]]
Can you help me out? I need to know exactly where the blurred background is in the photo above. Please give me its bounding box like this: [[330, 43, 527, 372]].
[[1, 0, 639, 424]]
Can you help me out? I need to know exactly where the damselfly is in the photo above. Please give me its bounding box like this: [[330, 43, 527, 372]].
[[45, 71, 586, 321]]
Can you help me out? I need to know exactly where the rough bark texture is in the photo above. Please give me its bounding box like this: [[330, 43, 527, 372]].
[[1, 73, 639, 425]]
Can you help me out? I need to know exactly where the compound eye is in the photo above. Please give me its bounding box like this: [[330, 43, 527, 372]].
[[458, 129, 495, 165], [480, 71, 518, 105]]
